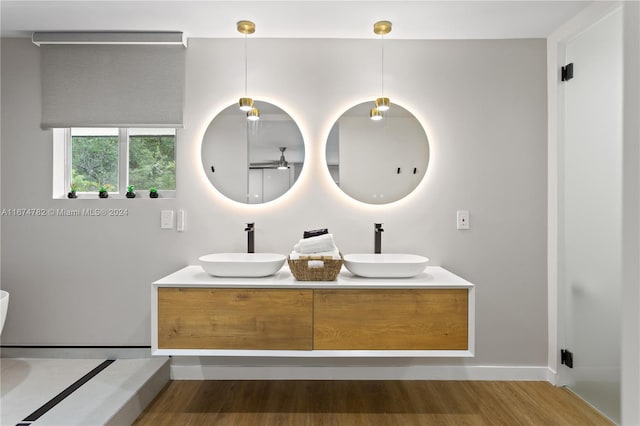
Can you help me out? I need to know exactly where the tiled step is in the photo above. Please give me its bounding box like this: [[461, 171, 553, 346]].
[[1, 357, 170, 425]]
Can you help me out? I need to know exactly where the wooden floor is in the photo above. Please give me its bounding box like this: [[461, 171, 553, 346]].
[[133, 380, 614, 426]]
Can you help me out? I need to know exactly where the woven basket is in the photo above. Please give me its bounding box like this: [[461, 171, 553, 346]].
[[288, 254, 343, 281]]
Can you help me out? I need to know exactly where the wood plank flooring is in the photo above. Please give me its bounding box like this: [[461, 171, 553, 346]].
[[133, 380, 614, 425]]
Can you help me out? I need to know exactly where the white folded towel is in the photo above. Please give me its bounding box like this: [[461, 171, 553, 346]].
[[293, 234, 337, 254], [289, 249, 341, 260]]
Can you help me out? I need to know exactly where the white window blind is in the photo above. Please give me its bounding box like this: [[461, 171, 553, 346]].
[[37, 32, 185, 128]]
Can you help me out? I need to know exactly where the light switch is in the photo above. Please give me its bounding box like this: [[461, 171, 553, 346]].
[[176, 209, 185, 232], [457, 210, 470, 230], [161, 210, 174, 229]]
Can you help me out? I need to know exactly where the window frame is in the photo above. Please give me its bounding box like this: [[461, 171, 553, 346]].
[[53, 127, 176, 199]]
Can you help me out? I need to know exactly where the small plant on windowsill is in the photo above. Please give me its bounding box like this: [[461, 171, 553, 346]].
[[149, 187, 159, 199], [126, 185, 136, 199], [67, 183, 78, 199], [98, 185, 109, 199]]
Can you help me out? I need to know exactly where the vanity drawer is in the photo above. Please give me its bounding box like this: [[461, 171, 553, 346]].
[[313, 289, 468, 350], [158, 288, 313, 350]]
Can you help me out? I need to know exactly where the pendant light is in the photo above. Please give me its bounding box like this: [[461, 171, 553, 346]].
[[370, 20, 392, 120], [369, 108, 383, 121], [237, 20, 260, 120], [247, 108, 260, 121]]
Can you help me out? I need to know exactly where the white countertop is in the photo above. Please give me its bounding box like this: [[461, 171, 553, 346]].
[[153, 265, 474, 289]]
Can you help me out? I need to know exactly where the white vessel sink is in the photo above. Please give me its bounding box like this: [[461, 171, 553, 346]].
[[343, 253, 429, 278], [199, 253, 286, 277]]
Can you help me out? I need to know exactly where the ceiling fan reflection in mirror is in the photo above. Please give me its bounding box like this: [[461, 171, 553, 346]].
[[250, 147, 290, 170]]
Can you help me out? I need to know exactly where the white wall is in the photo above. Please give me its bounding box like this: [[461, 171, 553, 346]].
[[1, 37, 547, 371]]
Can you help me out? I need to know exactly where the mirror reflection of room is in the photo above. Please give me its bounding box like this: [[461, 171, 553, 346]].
[[202, 101, 305, 204], [326, 102, 429, 204]]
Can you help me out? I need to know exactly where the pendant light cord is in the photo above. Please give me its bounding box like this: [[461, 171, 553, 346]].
[[381, 33, 385, 97], [244, 34, 248, 97]]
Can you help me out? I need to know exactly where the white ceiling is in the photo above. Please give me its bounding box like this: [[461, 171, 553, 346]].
[[1, 1, 593, 40]]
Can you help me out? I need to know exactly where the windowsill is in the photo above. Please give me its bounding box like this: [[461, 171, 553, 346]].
[[55, 191, 176, 200]]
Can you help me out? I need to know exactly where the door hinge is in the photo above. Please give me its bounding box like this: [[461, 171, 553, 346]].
[[561, 63, 574, 81], [561, 349, 574, 368]]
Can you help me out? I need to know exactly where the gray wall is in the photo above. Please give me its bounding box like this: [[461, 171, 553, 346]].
[[1, 37, 547, 366]]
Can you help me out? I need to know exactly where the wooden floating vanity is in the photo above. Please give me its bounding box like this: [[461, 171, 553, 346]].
[[151, 266, 475, 357]]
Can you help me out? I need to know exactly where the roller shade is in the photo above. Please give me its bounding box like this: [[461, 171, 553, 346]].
[[37, 32, 185, 128]]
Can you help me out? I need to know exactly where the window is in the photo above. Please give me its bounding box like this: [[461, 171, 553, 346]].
[[128, 129, 176, 192], [53, 127, 176, 198], [71, 128, 120, 192]]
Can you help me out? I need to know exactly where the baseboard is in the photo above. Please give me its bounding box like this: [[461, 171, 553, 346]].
[[546, 366, 559, 385], [0, 347, 555, 383], [170, 363, 550, 381]]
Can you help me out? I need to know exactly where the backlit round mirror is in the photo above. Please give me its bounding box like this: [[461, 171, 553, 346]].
[[326, 102, 429, 204], [202, 101, 304, 204]]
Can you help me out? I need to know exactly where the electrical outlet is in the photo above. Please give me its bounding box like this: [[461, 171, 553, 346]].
[[161, 210, 174, 229], [457, 210, 470, 230]]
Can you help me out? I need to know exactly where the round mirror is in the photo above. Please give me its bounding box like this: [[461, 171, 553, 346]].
[[326, 102, 430, 204], [202, 101, 305, 204]]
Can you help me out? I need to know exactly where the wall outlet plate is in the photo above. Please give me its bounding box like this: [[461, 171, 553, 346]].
[[457, 210, 470, 230]]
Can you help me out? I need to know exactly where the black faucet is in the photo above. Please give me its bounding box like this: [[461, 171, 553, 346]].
[[374, 223, 384, 254], [245, 223, 255, 253]]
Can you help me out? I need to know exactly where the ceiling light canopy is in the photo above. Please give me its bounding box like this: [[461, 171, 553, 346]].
[[237, 20, 256, 35], [373, 20, 392, 36]]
